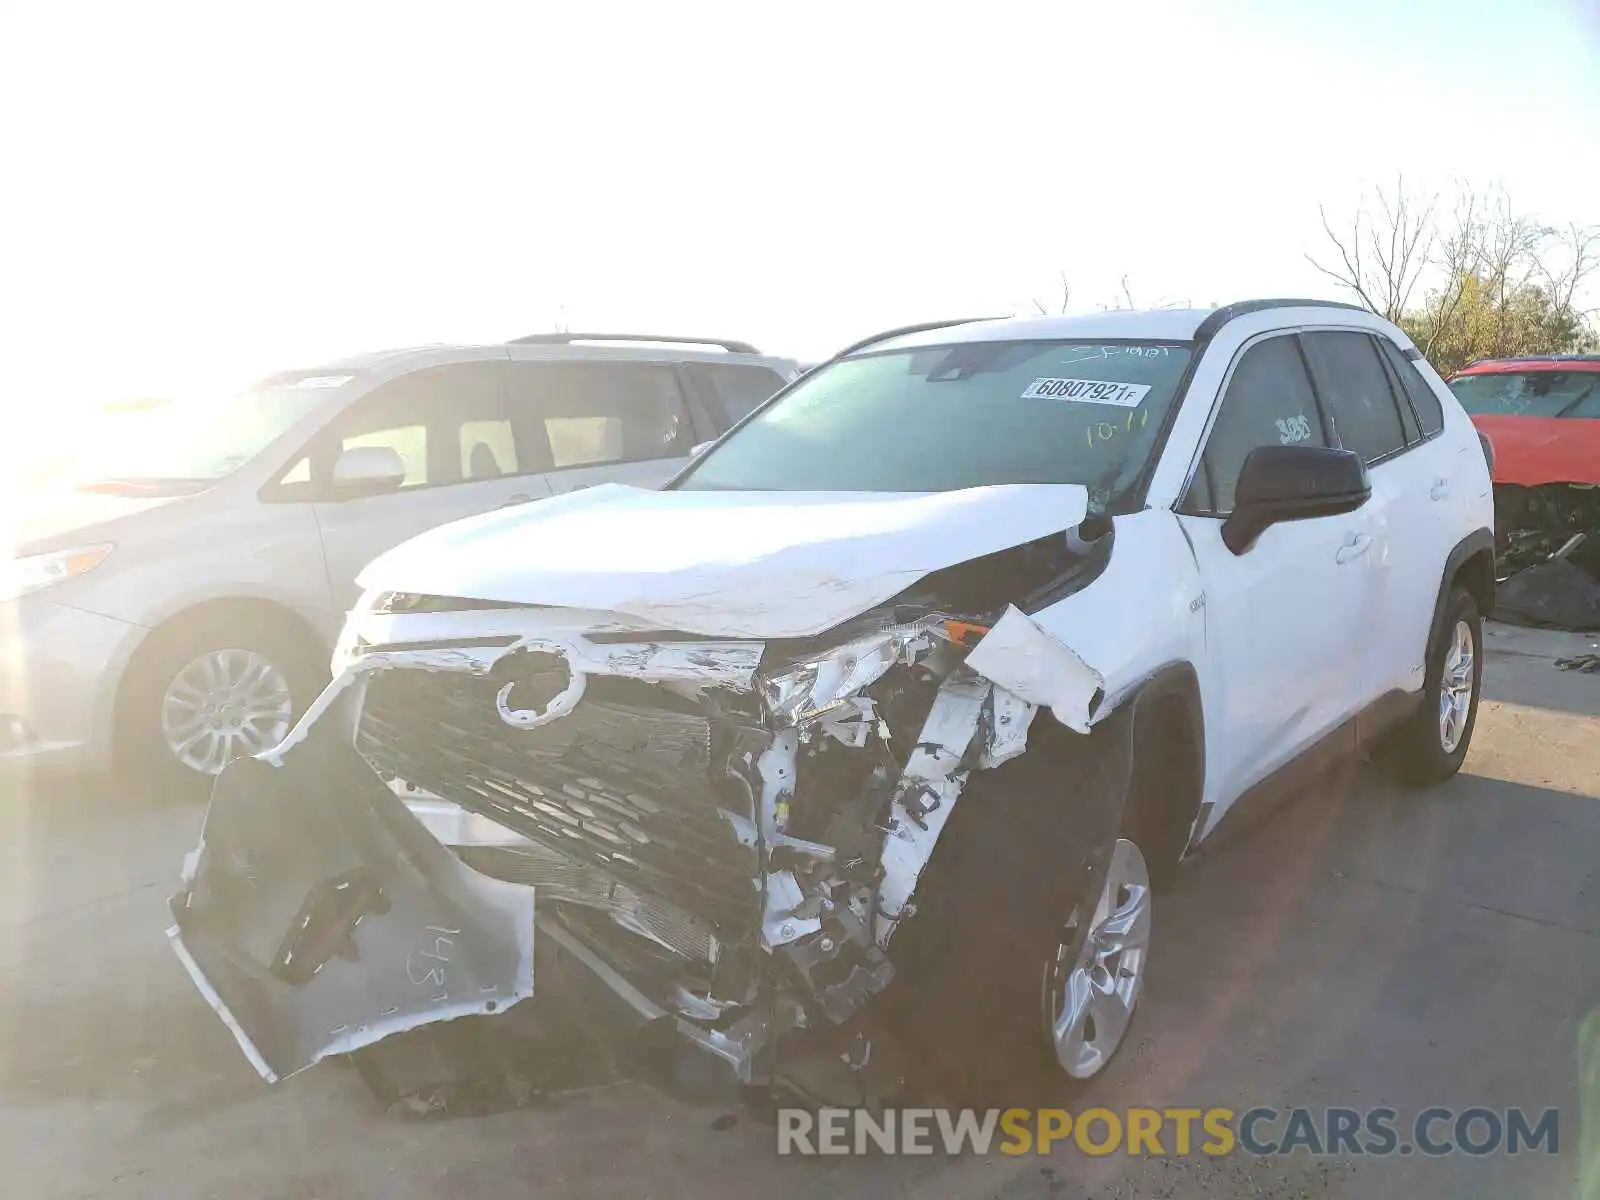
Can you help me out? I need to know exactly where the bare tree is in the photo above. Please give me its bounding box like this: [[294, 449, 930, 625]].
[[1032, 271, 1073, 315], [1306, 177, 1437, 322], [1311, 181, 1598, 370], [1411, 187, 1483, 356], [1028, 271, 1196, 315], [1539, 221, 1600, 317]]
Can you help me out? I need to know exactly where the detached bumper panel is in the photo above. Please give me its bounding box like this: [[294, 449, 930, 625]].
[[168, 696, 535, 1083]]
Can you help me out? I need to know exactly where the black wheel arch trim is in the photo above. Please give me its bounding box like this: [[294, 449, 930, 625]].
[[1431, 528, 1496, 643], [1111, 661, 1208, 860]]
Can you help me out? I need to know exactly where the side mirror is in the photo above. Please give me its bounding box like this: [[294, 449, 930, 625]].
[[1222, 444, 1370, 555], [330, 445, 407, 496]]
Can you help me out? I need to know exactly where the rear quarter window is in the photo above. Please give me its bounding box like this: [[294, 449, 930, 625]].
[[1376, 339, 1445, 436], [690, 363, 787, 428]]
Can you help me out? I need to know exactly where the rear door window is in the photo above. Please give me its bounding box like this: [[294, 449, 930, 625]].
[[459, 418, 519, 479], [1301, 331, 1409, 465], [509, 362, 695, 469], [1189, 333, 1327, 514], [690, 363, 788, 429]]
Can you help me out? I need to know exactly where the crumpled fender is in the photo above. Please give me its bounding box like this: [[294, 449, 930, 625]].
[[167, 687, 535, 1083], [965, 605, 1105, 733]]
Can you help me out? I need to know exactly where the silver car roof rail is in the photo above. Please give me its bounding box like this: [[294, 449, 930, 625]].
[[508, 332, 761, 354]]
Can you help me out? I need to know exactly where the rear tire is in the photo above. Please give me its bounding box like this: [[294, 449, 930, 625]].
[[1378, 587, 1483, 786], [117, 610, 325, 800]]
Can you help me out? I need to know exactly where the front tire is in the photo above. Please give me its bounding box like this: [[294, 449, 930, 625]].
[[1379, 587, 1483, 785], [118, 612, 324, 799], [881, 725, 1156, 1102]]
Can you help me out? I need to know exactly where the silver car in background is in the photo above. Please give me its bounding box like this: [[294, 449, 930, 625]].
[[0, 333, 796, 792]]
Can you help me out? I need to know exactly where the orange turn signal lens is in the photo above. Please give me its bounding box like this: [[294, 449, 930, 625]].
[[941, 619, 990, 647]]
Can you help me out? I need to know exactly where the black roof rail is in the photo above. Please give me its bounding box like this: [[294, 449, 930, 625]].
[[837, 303, 1374, 362], [508, 332, 760, 354], [830, 317, 1001, 361], [1192, 298, 1370, 342]]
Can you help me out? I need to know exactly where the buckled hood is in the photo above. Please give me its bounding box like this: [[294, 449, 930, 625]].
[[357, 482, 1092, 639]]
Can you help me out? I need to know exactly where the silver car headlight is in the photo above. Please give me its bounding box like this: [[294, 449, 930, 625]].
[[760, 624, 939, 727], [0, 544, 114, 603]]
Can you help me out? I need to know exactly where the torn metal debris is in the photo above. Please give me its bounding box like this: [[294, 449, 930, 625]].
[[1493, 483, 1600, 632]]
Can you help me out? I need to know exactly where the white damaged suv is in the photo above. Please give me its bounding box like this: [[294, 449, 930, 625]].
[[170, 300, 1494, 1101]]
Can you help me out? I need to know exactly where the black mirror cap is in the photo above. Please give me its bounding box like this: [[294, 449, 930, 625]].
[[1222, 444, 1371, 554], [1477, 429, 1495, 474], [1234, 443, 1370, 509]]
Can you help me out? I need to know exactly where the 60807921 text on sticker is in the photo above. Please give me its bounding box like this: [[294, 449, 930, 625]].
[[1021, 377, 1152, 406]]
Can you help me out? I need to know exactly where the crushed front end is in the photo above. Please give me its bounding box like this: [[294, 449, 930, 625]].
[[170, 585, 1109, 1098]]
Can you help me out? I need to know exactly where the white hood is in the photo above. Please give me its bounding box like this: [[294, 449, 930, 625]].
[[358, 483, 1090, 639]]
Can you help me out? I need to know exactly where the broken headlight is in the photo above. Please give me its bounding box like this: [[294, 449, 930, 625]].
[[760, 625, 936, 726]]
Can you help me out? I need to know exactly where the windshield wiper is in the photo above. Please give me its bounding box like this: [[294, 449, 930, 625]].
[[1553, 381, 1598, 418]]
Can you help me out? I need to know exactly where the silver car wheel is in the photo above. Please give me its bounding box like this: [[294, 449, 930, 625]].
[[1046, 837, 1152, 1080], [160, 648, 294, 776], [1437, 619, 1475, 755]]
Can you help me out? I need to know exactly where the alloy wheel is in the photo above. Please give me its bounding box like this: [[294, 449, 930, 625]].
[[1044, 837, 1152, 1080], [1438, 618, 1475, 754], [160, 648, 294, 776]]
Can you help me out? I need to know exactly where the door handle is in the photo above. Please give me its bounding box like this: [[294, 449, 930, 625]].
[[1430, 478, 1451, 501], [1335, 532, 1372, 564]]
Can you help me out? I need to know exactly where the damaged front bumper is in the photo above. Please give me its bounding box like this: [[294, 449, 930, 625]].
[[166, 689, 536, 1083], [169, 607, 1111, 1092]]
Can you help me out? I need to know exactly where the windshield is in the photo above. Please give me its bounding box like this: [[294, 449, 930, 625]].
[[1448, 370, 1600, 419], [72, 377, 347, 487], [677, 340, 1193, 509]]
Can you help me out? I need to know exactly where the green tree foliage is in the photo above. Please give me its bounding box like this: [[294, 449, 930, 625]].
[[1402, 273, 1599, 374]]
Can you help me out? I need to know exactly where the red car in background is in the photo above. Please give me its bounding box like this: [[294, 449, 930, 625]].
[[1446, 355, 1600, 629], [1448, 356, 1600, 487]]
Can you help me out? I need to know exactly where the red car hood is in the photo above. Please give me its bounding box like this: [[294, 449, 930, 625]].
[[1470, 414, 1600, 487]]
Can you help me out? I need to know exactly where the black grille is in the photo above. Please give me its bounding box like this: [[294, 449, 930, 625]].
[[357, 671, 759, 934]]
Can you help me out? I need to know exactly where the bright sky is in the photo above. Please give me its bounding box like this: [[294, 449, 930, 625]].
[[2, 0, 1597, 420]]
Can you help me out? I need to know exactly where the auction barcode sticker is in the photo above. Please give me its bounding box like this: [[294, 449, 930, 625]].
[[1021, 378, 1151, 407]]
